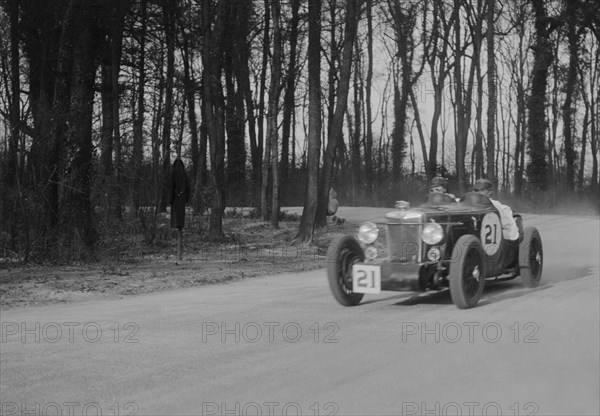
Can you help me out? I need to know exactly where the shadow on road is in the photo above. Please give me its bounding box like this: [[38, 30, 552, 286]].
[[394, 289, 453, 306], [371, 268, 593, 309], [478, 282, 553, 307]]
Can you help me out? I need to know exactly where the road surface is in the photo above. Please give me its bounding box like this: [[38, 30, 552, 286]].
[[1, 208, 599, 416]]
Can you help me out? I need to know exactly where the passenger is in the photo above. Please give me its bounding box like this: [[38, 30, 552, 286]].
[[473, 179, 519, 241], [429, 176, 457, 200]]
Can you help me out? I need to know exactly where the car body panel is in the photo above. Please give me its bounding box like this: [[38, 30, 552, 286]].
[[356, 192, 520, 292]]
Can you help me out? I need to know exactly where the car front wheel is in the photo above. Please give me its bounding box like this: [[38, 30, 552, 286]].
[[519, 227, 543, 288], [326, 235, 365, 306], [449, 235, 487, 309]]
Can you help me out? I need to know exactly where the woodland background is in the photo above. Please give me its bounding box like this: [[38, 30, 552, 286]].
[[0, 0, 599, 263]]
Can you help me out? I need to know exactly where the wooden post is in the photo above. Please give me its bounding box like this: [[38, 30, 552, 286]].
[[177, 227, 183, 260]]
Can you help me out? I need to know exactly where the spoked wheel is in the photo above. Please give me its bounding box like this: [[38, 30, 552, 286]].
[[519, 227, 543, 288], [449, 235, 487, 309], [326, 236, 365, 306]]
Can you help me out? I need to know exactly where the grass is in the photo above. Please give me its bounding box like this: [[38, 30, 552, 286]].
[[0, 210, 355, 309]]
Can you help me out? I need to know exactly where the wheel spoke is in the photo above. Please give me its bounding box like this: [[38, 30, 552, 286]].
[[529, 240, 542, 280], [462, 249, 481, 298]]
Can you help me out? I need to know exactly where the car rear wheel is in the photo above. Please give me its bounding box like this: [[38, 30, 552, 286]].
[[449, 235, 486, 309], [519, 227, 543, 288], [326, 235, 365, 306]]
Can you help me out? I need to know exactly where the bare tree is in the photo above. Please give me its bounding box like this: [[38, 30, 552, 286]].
[[387, 0, 418, 183], [280, 0, 301, 206], [317, 0, 362, 227], [261, 0, 283, 226], [364, 0, 374, 200], [425, 0, 456, 179], [223, 1, 248, 206], [526, 0, 560, 191], [563, 0, 577, 190], [4, 0, 18, 189], [158, 0, 177, 212], [295, 0, 322, 243], [452, 0, 484, 191], [130, 0, 147, 216], [486, 0, 497, 181], [201, 0, 226, 238]]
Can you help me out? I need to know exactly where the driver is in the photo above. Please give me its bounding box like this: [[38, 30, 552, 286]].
[[429, 176, 456, 199], [473, 179, 519, 241]]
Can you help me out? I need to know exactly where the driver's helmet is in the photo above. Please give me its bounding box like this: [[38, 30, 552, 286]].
[[473, 179, 493, 192]]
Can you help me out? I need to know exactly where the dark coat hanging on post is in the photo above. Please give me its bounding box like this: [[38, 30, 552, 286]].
[[170, 158, 190, 229]]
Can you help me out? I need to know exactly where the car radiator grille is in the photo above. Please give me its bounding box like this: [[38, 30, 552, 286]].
[[386, 224, 421, 263]]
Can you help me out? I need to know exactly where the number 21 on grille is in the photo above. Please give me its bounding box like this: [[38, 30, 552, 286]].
[[352, 264, 381, 294]]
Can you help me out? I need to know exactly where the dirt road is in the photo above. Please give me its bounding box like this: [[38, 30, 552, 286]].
[[1, 209, 598, 415]]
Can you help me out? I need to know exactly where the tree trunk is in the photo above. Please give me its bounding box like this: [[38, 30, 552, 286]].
[[47, 1, 77, 230], [151, 50, 165, 210], [194, 93, 209, 214], [110, 2, 126, 219], [327, 0, 338, 133], [512, 20, 528, 196], [351, 47, 362, 205], [563, 0, 579, 191], [269, 0, 283, 228], [364, 0, 374, 200], [223, 2, 247, 207], [100, 61, 114, 181], [159, 0, 177, 212], [589, 45, 599, 189], [201, 0, 226, 238], [388, 1, 416, 183], [392, 74, 408, 181], [62, 0, 99, 248], [548, 35, 561, 183], [409, 89, 428, 169], [454, 0, 481, 192], [474, 69, 485, 179], [425, 0, 455, 179], [280, 0, 300, 206], [453, 0, 467, 191], [181, 21, 200, 210], [240, 54, 260, 204], [317, 0, 361, 227], [255, 0, 270, 203], [6, 0, 20, 188], [578, 104, 589, 188], [486, 0, 496, 182], [131, 0, 147, 216], [295, 0, 321, 243], [526, 0, 553, 191]]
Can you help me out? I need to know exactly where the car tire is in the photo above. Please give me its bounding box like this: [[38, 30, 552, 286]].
[[326, 235, 365, 306], [449, 235, 487, 309], [519, 227, 543, 288]]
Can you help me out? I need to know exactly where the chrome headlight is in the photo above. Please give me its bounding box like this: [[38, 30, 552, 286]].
[[364, 245, 379, 260], [422, 222, 444, 245], [427, 246, 442, 262], [357, 222, 379, 244]]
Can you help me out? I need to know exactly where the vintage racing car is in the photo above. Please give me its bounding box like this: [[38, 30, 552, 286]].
[[326, 192, 543, 308]]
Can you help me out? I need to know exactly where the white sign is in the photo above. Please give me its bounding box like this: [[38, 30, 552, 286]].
[[352, 264, 381, 294], [480, 212, 503, 255]]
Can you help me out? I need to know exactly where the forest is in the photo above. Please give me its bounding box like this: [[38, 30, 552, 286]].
[[0, 0, 599, 262]]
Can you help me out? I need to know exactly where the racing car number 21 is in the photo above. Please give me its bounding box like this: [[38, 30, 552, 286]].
[[352, 264, 381, 294]]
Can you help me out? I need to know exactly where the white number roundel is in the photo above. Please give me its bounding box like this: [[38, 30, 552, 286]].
[[480, 212, 503, 255]]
